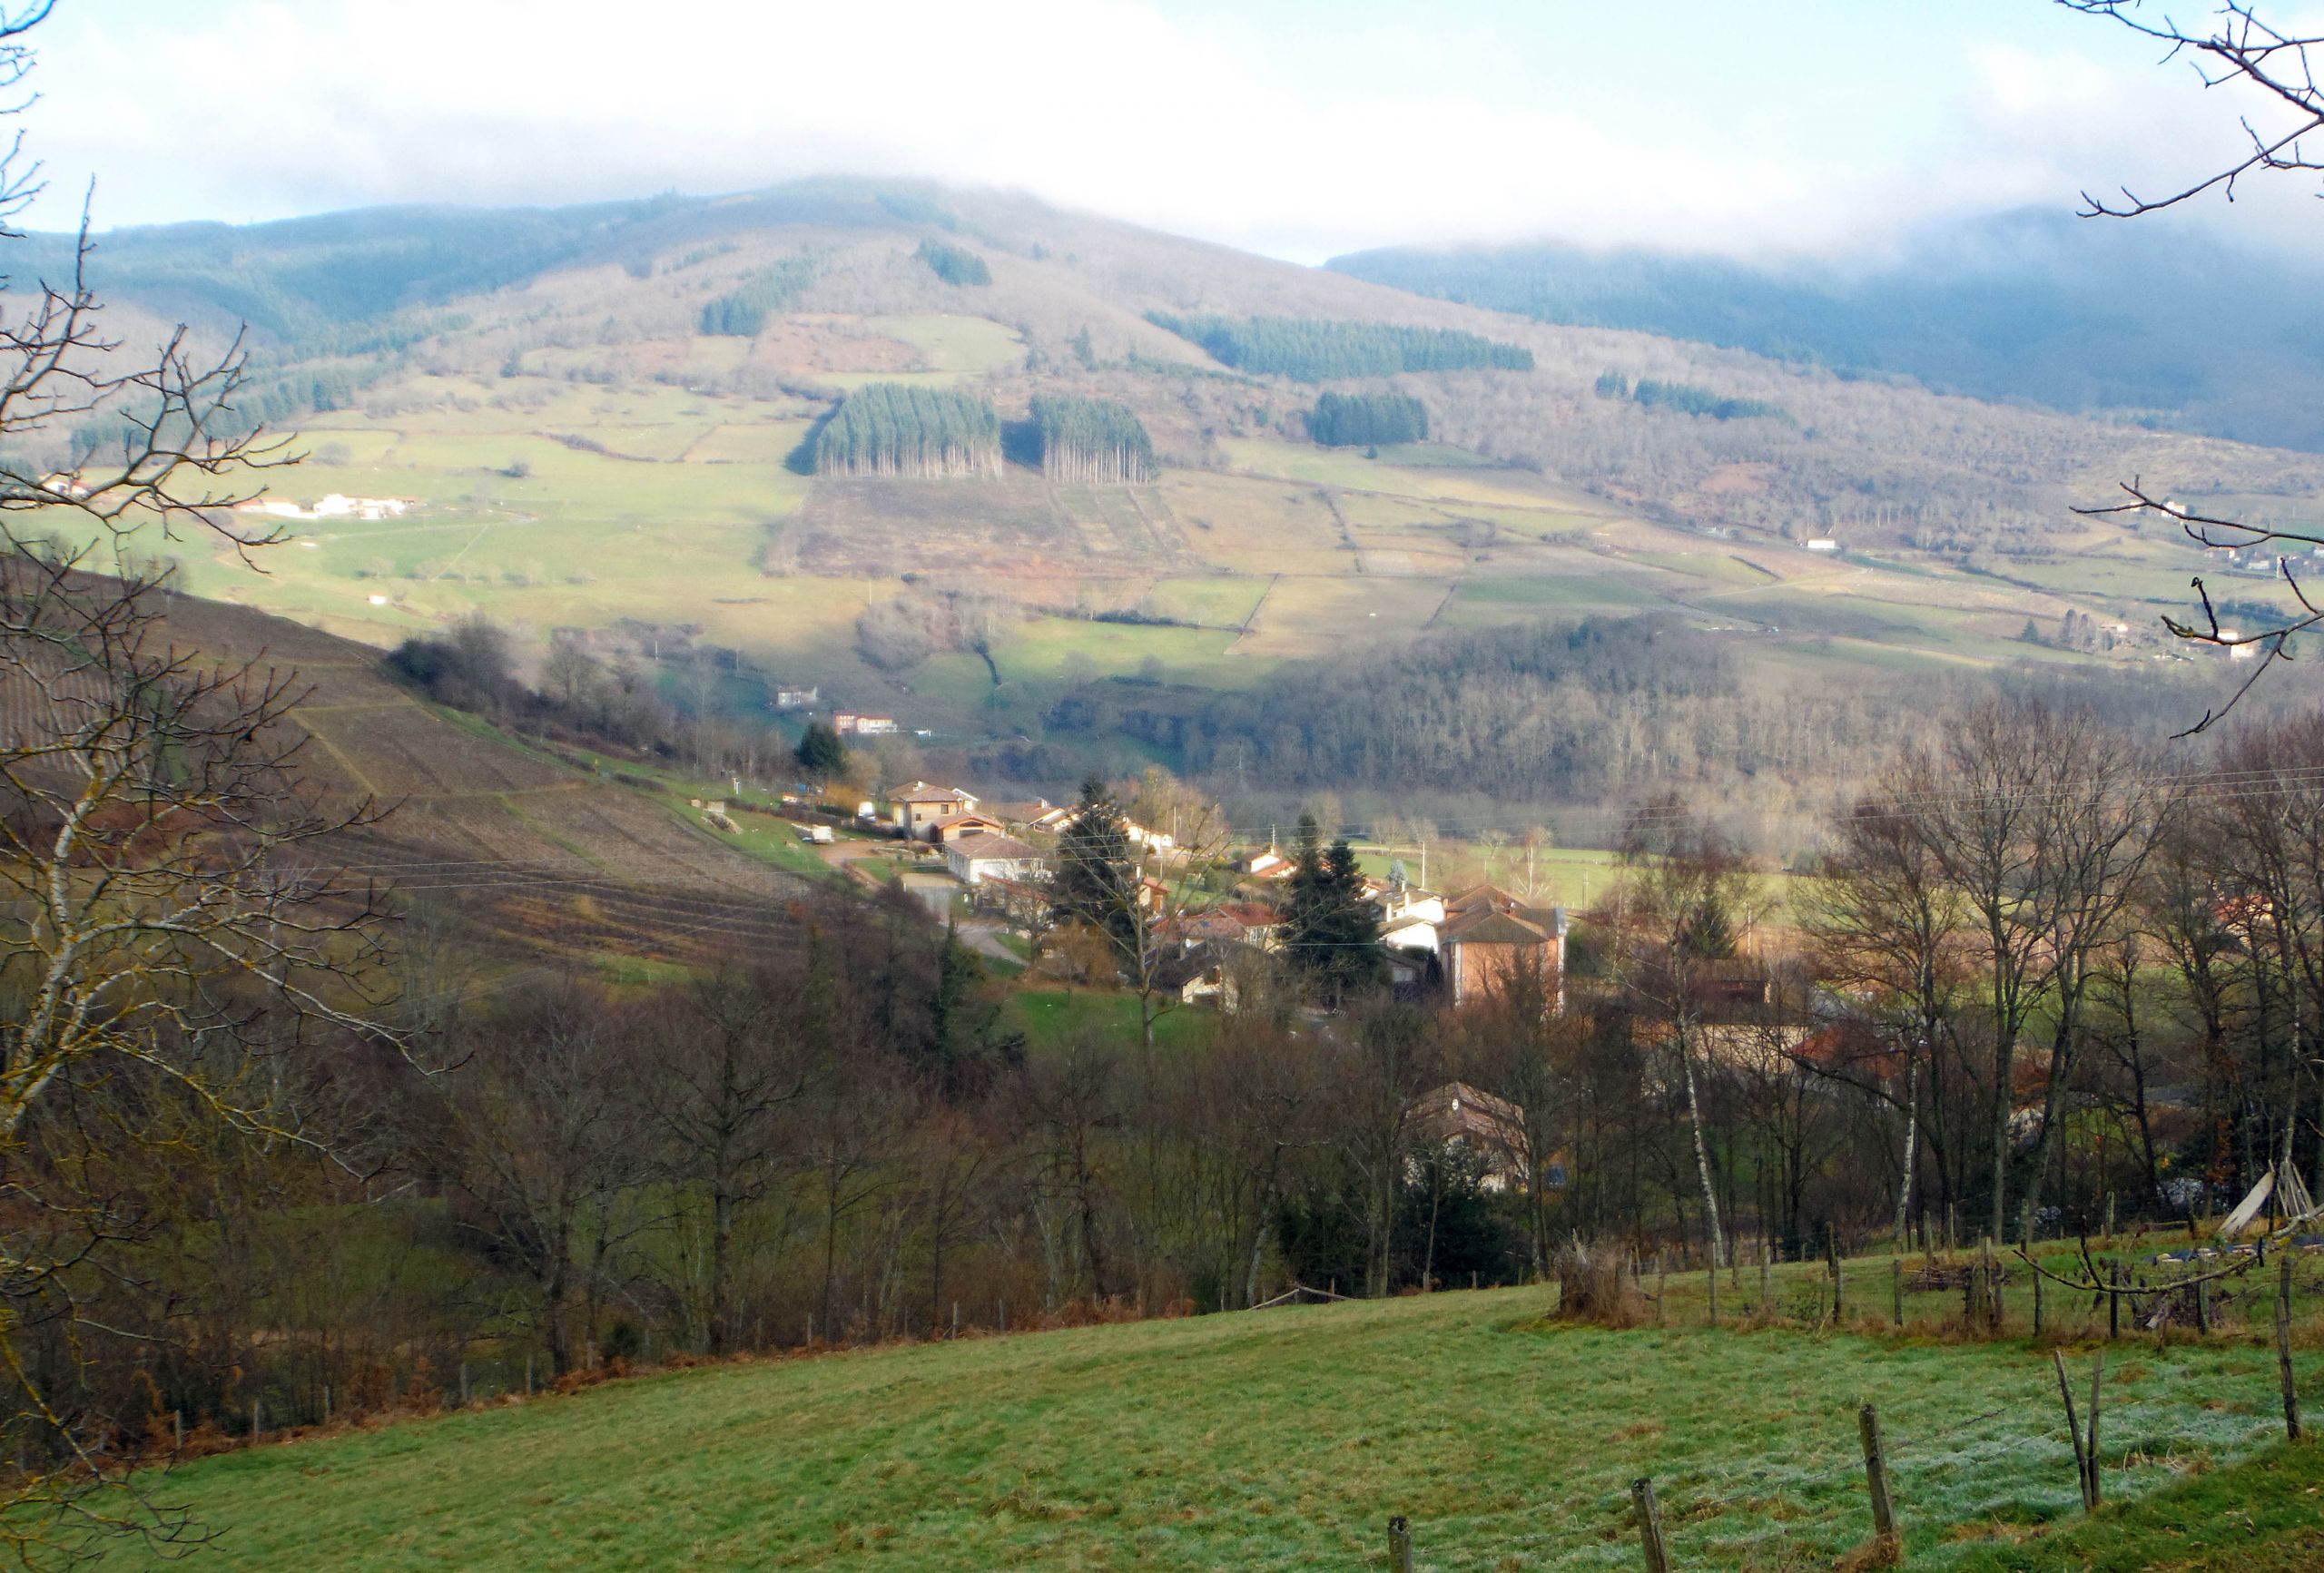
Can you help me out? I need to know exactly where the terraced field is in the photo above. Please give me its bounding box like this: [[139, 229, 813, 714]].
[[147, 595, 803, 968]]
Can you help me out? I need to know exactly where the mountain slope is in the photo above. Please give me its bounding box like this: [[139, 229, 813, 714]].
[[142, 592, 803, 965], [28, 180, 2312, 802], [1330, 209, 2324, 453]]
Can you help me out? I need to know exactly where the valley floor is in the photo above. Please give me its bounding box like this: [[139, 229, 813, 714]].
[[109, 1260, 2319, 1570]]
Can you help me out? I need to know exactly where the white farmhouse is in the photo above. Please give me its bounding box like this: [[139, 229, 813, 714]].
[[945, 832, 1048, 886]]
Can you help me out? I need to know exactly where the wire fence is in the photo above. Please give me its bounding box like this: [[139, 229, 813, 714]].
[[1370, 1251, 2317, 1570]]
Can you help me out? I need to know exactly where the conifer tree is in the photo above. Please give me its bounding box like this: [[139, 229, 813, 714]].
[[1283, 814, 1387, 1005], [1051, 775, 1137, 952], [795, 720, 849, 779]]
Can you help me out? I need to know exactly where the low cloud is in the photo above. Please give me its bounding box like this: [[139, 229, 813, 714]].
[[18, 0, 2322, 262]]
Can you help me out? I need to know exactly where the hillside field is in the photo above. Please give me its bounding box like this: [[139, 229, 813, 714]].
[[113, 1253, 2322, 1571]]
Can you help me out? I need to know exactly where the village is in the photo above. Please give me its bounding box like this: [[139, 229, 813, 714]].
[[675, 770, 1867, 1208]]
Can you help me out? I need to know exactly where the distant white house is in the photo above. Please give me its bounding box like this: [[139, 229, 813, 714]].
[[1238, 848, 1292, 880], [945, 832, 1047, 886], [231, 494, 414, 523], [1805, 538, 1839, 553], [836, 712, 899, 737], [1370, 874, 1447, 954], [1042, 802, 1176, 853]]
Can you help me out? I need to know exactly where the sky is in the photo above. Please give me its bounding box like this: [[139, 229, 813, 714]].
[[16, 0, 2324, 262]]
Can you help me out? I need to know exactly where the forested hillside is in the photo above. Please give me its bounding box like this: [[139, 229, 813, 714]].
[[24, 175, 2315, 820], [1145, 312, 1533, 379]]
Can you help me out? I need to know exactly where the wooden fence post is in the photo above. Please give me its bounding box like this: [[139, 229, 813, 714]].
[[2106, 1265, 2120, 1340], [1658, 1254, 1668, 1325], [2053, 1350, 2092, 1512], [1760, 1250, 1774, 1316], [1828, 1225, 1844, 1323], [2086, 1349, 2105, 1509], [1387, 1514, 1414, 1573], [1632, 1477, 1672, 1573], [251, 1395, 262, 1446], [172, 1411, 182, 1452], [2278, 1253, 2302, 1442], [1858, 1402, 1899, 1550], [2033, 1261, 2043, 1337], [1708, 1263, 1718, 1327]]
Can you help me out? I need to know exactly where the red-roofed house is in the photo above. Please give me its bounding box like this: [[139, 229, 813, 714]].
[[1440, 884, 1569, 1008], [930, 811, 1008, 844]]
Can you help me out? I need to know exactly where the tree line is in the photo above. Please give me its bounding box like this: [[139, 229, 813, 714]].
[[1145, 312, 1534, 381], [1030, 394, 1155, 484], [1596, 369, 1794, 424], [698, 254, 821, 336], [812, 382, 1002, 478], [1307, 390, 1428, 447], [914, 239, 991, 287]]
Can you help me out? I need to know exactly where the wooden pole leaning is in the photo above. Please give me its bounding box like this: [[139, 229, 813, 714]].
[[1632, 1478, 1672, 1573]]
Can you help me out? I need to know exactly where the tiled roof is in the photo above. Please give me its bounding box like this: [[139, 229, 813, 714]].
[[950, 832, 1041, 860], [1442, 909, 1551, 946], [893, 782, 975, 803]]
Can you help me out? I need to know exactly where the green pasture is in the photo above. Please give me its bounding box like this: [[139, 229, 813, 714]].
[[110, 1255, 2324, 1571], [1217, 437, 1602, 512], [1232, 575, 1453, 658], [1446, 571, 1670, 609], [1005, 987, 1214, 1051], [859, 312, 1027, 374], [992, 616, 1253, 689], [1137, 575, 1270, 627]]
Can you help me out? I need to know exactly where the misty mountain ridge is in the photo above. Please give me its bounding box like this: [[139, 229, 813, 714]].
[[1330, 207, 2324, 453]]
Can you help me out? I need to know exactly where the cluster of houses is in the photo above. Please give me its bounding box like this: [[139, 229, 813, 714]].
[[870, 781, 1569, 1013], [229, 493, 418, 523]]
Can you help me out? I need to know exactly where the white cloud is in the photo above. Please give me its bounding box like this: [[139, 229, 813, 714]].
[[16, 0, 2324, 261]]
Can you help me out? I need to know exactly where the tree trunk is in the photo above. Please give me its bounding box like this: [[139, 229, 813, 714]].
[[1679, 1031, 1727, 1267]]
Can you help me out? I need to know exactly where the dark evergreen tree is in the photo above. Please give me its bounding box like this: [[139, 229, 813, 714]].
[[1030, 394, 1155, 483], [795, 720, 848, 779], [1051, 774, 1137, 951], [1630, 378, 1792, 423], [1144, 312, 1531, 381], [1308, 391, 1428, 447], [915, 239, 991, 286], [699, 255, 819, 336], [1283, 815, 1387, 1005], [813, 383, 1002, 477]]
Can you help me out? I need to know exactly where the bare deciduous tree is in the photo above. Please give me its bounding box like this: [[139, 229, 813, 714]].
[[2064, 2, 2324, 726]]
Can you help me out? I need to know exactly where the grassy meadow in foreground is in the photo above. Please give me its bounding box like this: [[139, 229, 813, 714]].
[[113, 1257, 2319, 1571]]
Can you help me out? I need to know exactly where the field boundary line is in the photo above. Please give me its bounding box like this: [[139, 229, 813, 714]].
[[289, 709, 384, 799]]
